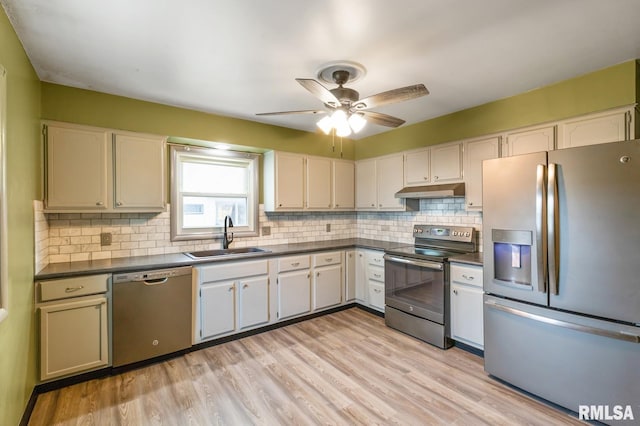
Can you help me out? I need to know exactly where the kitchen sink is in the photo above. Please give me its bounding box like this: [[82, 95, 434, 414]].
[[184, 247, 271, 259]]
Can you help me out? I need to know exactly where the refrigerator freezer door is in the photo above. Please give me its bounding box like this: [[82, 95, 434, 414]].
[[482, 152, 548, 306], [548, 140, 640, 324], [484, 295, 640, 417]]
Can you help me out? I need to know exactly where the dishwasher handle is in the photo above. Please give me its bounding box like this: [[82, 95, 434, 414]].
[[143, 277, 168, 285]]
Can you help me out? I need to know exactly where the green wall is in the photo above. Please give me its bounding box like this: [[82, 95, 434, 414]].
[[41, 83, 355, 160], [0, 7, 42, 426], [356, 60, 638, 159]]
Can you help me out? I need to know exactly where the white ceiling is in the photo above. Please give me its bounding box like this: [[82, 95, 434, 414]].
[[3, 0, 640, 139]]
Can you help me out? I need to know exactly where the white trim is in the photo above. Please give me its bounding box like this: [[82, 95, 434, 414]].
[[0, 65, 8, 323]]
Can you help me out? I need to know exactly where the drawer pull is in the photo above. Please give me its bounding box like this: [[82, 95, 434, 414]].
[[65, 286, 84, 293], [325, 258, 333, 262], [373, 258, 382, 263], [373, 288, 381, 293], [291, 262, 300, 267], [462, 274, 474, 280], [373, 273, 382, 279]]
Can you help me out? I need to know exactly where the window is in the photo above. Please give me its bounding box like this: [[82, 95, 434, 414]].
[[0, 65, 7, 323], [170, 145, 259, 241]]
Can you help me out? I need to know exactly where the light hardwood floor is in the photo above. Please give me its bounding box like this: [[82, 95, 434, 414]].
[[29, 308, 585, 425]]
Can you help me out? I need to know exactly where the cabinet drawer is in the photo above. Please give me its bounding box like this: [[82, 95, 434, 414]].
[[278, 255, 310, 272], [450, 263, 483, 288], [198, 259, 268, 283], [368, 265, 385, 283], [38, 274, 110, 302], [313, 251, 341, 267], [369, 281, 385, 310], [366, 251, 385, 267]]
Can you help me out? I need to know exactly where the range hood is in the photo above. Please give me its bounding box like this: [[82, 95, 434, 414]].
[[395, 183, 465, 199]]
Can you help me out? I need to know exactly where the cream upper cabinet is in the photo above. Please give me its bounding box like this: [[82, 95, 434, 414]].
[[113, 133, 166, 210], [376, 154, 405, 210], [46, 124, 111, 210], [333, 159, 355, 209], [404, 148, 430, 186], [463, 136, 501, 210], [264, 151, 305, 211], [355, 158, 377, 209], [306, 156, 332, 210], [558, 107, 634, 149], [264, 151, 355, 212], [44, 122, 166, 213], [430, 142, 462, 183], [504, 125, 556, 156]]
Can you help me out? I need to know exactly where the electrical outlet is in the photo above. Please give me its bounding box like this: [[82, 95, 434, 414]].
[[100, 232, 112, 246], [262, 226, 271, 236], [326, 223, 331, 232]]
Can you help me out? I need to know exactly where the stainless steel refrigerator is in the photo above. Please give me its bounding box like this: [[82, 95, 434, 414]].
[[482, 139, 639, 421]]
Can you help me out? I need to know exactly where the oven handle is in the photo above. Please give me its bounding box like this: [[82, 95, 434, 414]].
[[383, 254, 443, 271]]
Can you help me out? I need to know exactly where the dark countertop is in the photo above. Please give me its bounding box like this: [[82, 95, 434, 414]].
[[35, 238, 403, 280], [449, 252, 483, 266]]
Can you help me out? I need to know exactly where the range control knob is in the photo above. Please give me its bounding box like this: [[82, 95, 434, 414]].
[[465, 232, 471, 237], [452, 231, 458, 236]]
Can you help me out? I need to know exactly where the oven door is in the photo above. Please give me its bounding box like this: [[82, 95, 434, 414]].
[[384, 254, 446, 324]]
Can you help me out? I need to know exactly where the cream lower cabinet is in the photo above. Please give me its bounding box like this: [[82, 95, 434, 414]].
[[354, 248, 385, 312], [450, 263, 484, 350], [312, 251, 343, 310], [196, 259, 270, 343], [44, 121, 166, 213], [37, 274, 111, 381], [276, 255, 312, 320], [344, 250, 356, 302]]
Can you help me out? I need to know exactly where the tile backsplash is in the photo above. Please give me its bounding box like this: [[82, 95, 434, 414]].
[[34, 198, 482, 271]]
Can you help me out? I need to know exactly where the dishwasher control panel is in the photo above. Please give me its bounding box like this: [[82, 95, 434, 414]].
[[113, 266, 192, 283]]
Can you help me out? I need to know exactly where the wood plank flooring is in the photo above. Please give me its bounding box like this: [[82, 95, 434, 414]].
[[29, 308, 585, 425]]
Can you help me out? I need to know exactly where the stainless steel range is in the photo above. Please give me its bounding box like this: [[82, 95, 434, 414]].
[[384, 225, 477, 348]]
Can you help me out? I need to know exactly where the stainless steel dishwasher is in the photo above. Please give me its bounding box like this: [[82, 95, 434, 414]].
[[113, 266, 192, 367]]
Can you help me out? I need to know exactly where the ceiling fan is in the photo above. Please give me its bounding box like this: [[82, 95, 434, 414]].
[[257, 62, 429, 137]]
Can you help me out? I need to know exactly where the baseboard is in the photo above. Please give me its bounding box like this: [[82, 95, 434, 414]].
[[355, 303, 385, 318], [19, 388, 39, 426], [454, 340, 484, 357]]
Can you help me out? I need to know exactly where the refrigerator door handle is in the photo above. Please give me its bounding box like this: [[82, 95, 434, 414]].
[[535, 164, 547, 293], [485, 300, 640, 343], [547, 162, 559, 295]]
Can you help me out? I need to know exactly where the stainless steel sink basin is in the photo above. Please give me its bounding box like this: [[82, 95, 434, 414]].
[[184, 247, 270, 259]]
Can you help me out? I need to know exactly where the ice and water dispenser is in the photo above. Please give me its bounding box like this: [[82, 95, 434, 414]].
[[491, 229, 532, 287]]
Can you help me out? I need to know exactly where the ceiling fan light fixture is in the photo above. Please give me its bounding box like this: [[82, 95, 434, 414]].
[[331, 110, 352, 137], [348, 113, 367, 133], [316, 115, 333, 134]]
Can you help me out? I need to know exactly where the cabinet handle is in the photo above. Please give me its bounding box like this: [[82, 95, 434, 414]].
[[373, 273, 381, 279], [373, 288, 381, 293], [96, 201, 103, 206], [325, 258, 333, 262], [116, 201, 123, 206], [371, 203, 375, 207], [278, 203, 283, 207], [307, 274, 310, 278], [335, 204, 339, 207], [243, 284, 249, 289], [462, 274, 474, 280], [434, 176, 439, 180], [468, 202, 474, 206], [291, 262, 300, 267], [316, 272, 320, 277], [423, 176, 428, 180], [379, 204, 382, 207], [453, 289, 458, 295], [65, 285, 84, 293], [228, 286, 234, 292], [373, 258, 381, 263]]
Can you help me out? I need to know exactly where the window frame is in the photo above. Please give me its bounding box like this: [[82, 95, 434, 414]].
[[170, 144, 259, 242], [0, 65, 7, 323]]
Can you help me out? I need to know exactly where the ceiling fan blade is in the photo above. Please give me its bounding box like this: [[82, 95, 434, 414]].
[[360, 111, 406, 128], [353, 84, 429, 110], [295, 78, 341, 107], [256, 109, 327, 116]]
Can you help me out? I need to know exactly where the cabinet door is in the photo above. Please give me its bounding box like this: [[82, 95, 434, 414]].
[[277, 269, 311, 320], [355, 159, 377, 209], [238, 276, 269, 330], [333, 160, 355, 209], [463, 136, 500, 210], [355, 251, 368, 303], [200, 281, 236, 339], [376, 155, 404, 210], [46, 125, 110, 210], [404, 148, 430, 186], [313, 264, 342, 310], [430, 143, 462, 183], [40, 296, 109, 381], [505, 125, 555, 156], [275, 152, 305, 209], [344, 250, 356, 302], [558, 109, 630, 149], [450, 283, 484, 349], [114, 133, 166, 210], [306, 156, 332, 209]]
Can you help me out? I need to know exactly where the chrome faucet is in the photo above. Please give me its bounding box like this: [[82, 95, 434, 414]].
[[223, 215, 234, 249]]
